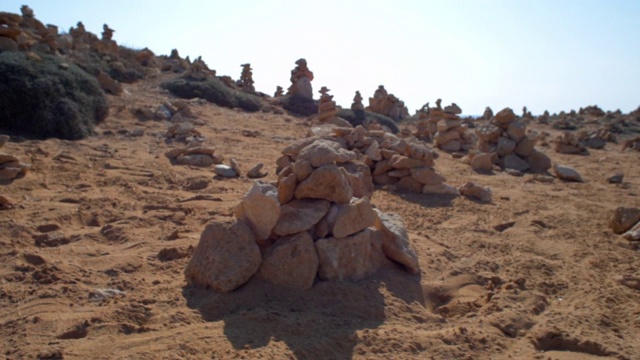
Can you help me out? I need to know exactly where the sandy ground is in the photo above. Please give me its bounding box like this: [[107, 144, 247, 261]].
[[1, 73, 639, 360]]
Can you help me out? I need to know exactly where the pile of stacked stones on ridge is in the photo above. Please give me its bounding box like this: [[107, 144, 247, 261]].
[[237, 63, 255, 93], [554, 131, 588, 155], [184, 137, 421, 292], [0, 135, 30, 183], [366, 85, 410, 121], [278, 124, 459, 196], [414, 99, 474, 153], [463, 108, 552, 173]]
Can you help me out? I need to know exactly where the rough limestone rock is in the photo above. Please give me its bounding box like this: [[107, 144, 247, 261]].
[[507, 121, 526, 142], [526, 150, 552, 173], [273, 199, 330, 236], [515, 134, 538, 157], [184, 220, 261, 293], [234, 182, 280, 240], [609, 207, 640, 234], [373, 210, 419, 274], [422, 183, 460, 196], [297, 139, 356, 167], [622, 222, 640, 241], [332, 197, 377, 238], [257, 232, 319, 289], [213, 164, 237, 177], [494, 108, 516, 125], [497, 137, 517, 157], [315, 228, 388, 281], [476, 124, 502, 142], [502, 154, 530, 172], [339, 161, 374, 199], [470, 153, 494, 172], [458, 182, 492, 203], [278, 173, 297, 204], [553, 164, 584, 182], [410, 167, 446, 185], [295, 164, 353, 204]]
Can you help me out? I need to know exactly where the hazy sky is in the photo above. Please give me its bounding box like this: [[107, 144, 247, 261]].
[[3, 0, 639, 115]]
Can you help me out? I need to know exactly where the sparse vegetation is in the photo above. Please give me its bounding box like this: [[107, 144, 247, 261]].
[[337, 108, 400, 133], [0, 51, 108, 140], [162, 78, 262, 112]]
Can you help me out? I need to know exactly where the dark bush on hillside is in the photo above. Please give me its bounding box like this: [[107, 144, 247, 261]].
[[0, 51, 108, 140], [337, 108, 399, 133], [281, 95, 317, 117], [72, 50, 144, 84], [162, 78, 262, 112]]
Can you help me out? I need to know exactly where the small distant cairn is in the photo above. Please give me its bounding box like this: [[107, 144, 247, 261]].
[[414, 99, 474, 153], [366, 85, 409, 121], [478, 106, 494, 120], [287, 58, 314, 99], [464, 108, 552, 173], [273, 86, 284, 97], [184, 136, 422, 292], [161, 49, 191, 73], [317, 86, 339, 122], [238, 63, 255, 93], [182, 56, 215, 81], [554, 131, 588, 154]]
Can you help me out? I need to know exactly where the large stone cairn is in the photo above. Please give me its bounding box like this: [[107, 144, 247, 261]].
[[238, 63, 255, 92], [161, 49, 191, 73], [366, 85, 409, 121], [467, 108, 551, 173], [0, 6, 60, 54], [414, 99, 474, 153], [287, 58, 314, 99], [0, 135, 30, 182], [185, 136, 422, 292], [351, 91, 365, 111]]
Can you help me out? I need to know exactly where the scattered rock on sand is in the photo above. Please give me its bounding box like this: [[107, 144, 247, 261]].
[[458, 182, 492, 203], [553, 164, 584, 182], [608, 207, 640, 234], [607, 173, 624, 184], [213, 164, 237, 178]]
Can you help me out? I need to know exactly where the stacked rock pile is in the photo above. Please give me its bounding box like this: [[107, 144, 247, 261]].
[[185, 137, 421, 292], [577, 128, 617, 150], [165, 144, 222, 167], [238, 63, 255, 93], [277, 126, 458, 196], [0, 135, 30, 182], [366, 85, 409, 121], [414, 100, 474, 152], [555, 132, 588, 154], [465, 108, 551, 173], [317, 86, 339, 122]]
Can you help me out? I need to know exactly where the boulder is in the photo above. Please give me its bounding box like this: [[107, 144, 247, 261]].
[[315, 228, 388, 281], [295, 164, 353, 204], [553, 164, 583, 182], [497, 137, 517, 157], [292, 159, 314, 181], [470, 153, 494, 172], [278, 173, 297, 204], [494, 108, 516, 125], [257, 232, 319, 289], [339, 161, 374, 199], [297, 139, 356, 167], [184, 220, 262, 293], [273, 199, 330, 236], [396, 176, 424, 193], [607, 173, 624, 184], [332, 197, 377, 238], [476, 124, 502, 142], [515, 134, 538, 157], [373, 210, 419, 274], [213, 164, 237, 177], [410, 166, 446, 185], [526, 150, 552, 173], [609, 207, 640, 234], [502, 154, 530, 172], [458, 182, 492, 203], [234, 182, 280, 240], [506, 121, 526, 142]]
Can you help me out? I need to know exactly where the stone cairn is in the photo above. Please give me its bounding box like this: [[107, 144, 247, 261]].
[[161, 49, 190, 73], [0, 6, 56, 54], [414, 99, 474, 153], [479, 106, 494, 120], [351, 91, 365, 112], [185, 136, 422, 293], [317, 86, 339, 122], [366, 85, 409, 121], [0, 135, 30, 182], [464, 108, 552, 173], [238, 63, 255, 92], [279, 126, 458, 196], [182, 56, 215, 81], [287, 58, 314, 99], [554, 131, 588, 154], [273, 86, 284, 97]]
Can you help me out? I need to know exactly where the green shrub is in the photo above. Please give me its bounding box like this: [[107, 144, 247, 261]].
[[0, 51, 108, 140], [336, 108, 399, 133], [162, 78, 262, 112]]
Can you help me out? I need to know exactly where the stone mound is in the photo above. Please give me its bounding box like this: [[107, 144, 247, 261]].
[[414, 100, 474, 153], [185, 136, 423, 292], [555, 131, 588, 154], [465, 107, 551, 173]]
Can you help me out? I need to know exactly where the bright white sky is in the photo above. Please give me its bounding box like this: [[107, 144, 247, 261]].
[[3, 0, 639, 115]]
